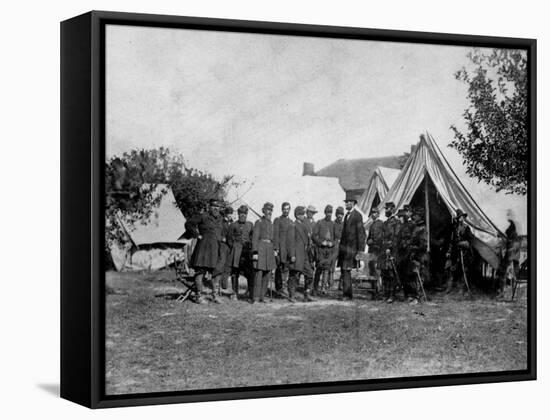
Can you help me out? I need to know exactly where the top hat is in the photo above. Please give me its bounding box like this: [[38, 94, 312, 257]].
[[344, 192, 357, 203]]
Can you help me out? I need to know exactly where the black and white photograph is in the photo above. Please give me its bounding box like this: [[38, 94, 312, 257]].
[[103, 22, 530, 396]]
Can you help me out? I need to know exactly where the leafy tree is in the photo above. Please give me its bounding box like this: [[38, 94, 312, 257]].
[[105, 147, 237, 247], [450, 48, 528, 195]]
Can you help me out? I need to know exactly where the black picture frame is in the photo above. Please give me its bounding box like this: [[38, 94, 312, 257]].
[[60, 10, 537, 409]]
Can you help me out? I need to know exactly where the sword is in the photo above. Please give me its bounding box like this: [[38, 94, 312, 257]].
[[414, 267, 428, 302], [460, 250, 471, 294]]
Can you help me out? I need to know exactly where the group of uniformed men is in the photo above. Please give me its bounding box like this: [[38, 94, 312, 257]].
[[185, 192, 474, 305]]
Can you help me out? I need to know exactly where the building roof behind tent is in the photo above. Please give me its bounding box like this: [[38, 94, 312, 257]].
[[118, 184, 187, 246], [378, 167, 401, 190], [315, 155, 403, 191], [358, 166, 401, 215]]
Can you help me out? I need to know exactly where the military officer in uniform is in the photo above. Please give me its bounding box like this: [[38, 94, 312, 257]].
[[287, 206, 315, 302], [396, 205, 416, 301], [409, 207, 429, 304], [273, 202, 292, 298], [445, 209, 474, 294], [337, 193, 366, 300], [186, 199, 224, 304], [381, 202, 400, 303], [332, 206, 345, 290], [366, 208, 384, 285], [312, 205, 336, 295], [227, 205, 254, 300], [213, 206, 233, 295], [251, 202, 277, 303]]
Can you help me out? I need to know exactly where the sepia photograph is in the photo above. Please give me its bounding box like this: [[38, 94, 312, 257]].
[[103, 22, 530, 396]]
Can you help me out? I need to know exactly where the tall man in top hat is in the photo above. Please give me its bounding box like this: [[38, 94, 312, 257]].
[[313, 205, 336, 295], [227, 205, 254, 300], [251, 202, 277, 303], [287, 206, 315, 302], [273, 202, 292, 298], [337, 193, 366, 300], [186, 198, 224, 304]]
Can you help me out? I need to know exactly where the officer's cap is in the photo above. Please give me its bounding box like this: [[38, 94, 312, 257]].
[[335, 206, 345, 215], [324, 205, 333, 213], [237, 205, 248, 214], [295, 206, 306, 216]]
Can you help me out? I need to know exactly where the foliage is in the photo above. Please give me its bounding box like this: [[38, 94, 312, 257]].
[[450, 48, 528, 195], [105, 147, 237, 247]]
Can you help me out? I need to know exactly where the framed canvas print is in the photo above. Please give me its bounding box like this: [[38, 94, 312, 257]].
[[61, 11, 536, 408]]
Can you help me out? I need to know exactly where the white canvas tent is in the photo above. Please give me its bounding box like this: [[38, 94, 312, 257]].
[[358, 166, 401, 216], [109, 184, 189, 271], [378, 133, 505, 269], [226, 175, 345, 221]]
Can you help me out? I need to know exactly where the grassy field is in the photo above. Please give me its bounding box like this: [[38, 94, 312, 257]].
[[105, 269, 528, 395]]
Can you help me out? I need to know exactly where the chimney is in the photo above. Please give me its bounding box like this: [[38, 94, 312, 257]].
[[302, 162, 315, 176]]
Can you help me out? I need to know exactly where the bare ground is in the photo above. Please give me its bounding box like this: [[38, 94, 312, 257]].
[[105, 270, 528, 395]]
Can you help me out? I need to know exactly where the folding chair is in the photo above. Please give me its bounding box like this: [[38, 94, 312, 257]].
[[511, 258, 528, 301], [173, 259, 197, 303]]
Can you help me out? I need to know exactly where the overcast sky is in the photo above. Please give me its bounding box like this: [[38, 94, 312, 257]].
[[106, 24, 527, 232]]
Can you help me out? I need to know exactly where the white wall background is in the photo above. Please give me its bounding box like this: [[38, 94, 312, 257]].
[[0, 0, 546, 418]]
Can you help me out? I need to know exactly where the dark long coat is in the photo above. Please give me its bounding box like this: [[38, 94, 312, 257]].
[[273, 216, 292, 265], [187, 212, 223, 269], [227, 220, 253, 268], [313, 218, 336, 269], [366, 219, 384, 254], [252, 217, 276, 271], [286, 220, 314, 277], [213, 218, 232, 276], [338, 208, 366, 270]]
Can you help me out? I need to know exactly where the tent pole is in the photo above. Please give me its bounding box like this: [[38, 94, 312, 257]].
[[424, 171, 430, 253]]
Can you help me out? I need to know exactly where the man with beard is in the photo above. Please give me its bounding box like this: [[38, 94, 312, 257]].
[[227, 205, 254, 300], [312, 205, 336, 295], [333, 206, 345, 290], [397, 204, 416, 302], [186, 199, 223, 304], [445, 209, 474, 294], [213, 206, 233, 295], [337, 193, 366, 300], [273, 202, 292, 298], [366, 208, 384, 287], [381, 202, 400, 303], [409, 207, 429, 304], [287, 206, 315, 302], [251, 202, 277, 303]]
